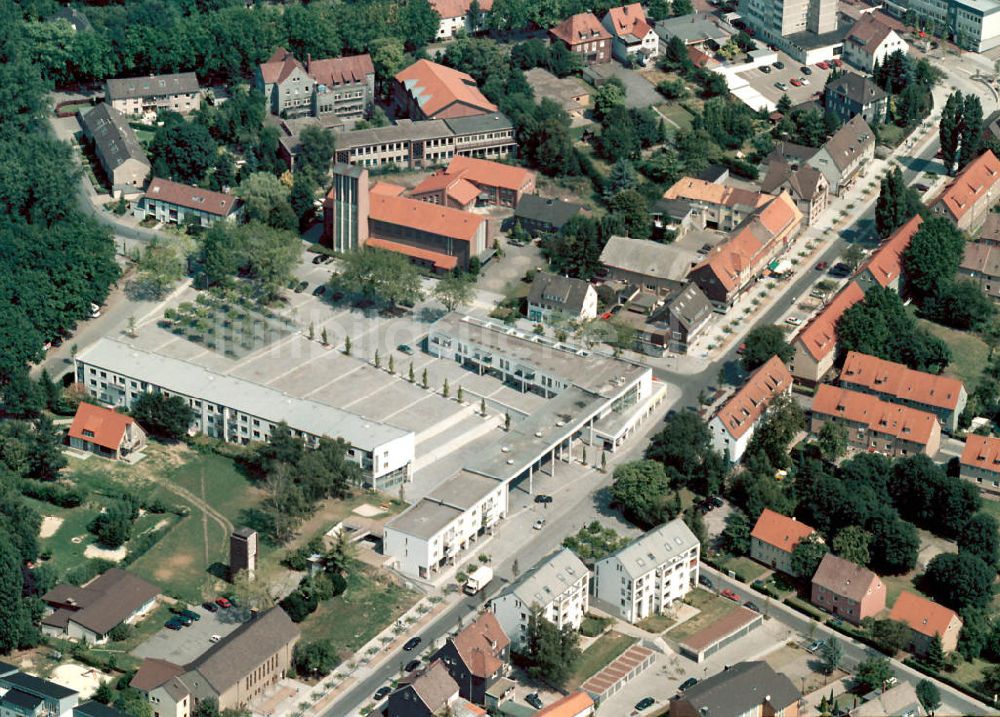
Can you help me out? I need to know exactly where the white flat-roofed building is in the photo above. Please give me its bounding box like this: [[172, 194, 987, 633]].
[[491, 549, 590, 649], [592, 518, 699, 624], [74, 339, 414, 489]]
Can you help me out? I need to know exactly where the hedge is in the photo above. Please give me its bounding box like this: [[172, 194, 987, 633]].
[[21, 479, 84, 507], [902, 658, 994, 706]]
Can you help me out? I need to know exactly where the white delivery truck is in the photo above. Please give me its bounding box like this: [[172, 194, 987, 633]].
[[463, 565, 493, 595]]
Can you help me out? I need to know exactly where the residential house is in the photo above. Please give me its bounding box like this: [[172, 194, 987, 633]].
[[533, 692, 595, 717], [810, 384, 943, 457], [512, 194, 584, 236], [849, 682, 925, 717], [136, 178, 243, 227], [40, 569, 160, 644], [256, 48, 374, 120], [386, 660, 459, 717], [889, 591, 963, 655], [663, 282, 713, 354], [843, 14, 909, 72], [67, 402, 146, 461], [73, 702, 131, 717], [958, 240, 1000, 299], [411, 155, 536, 208], [669, 661, 801, 717], [789, 281, 865, 384], [824, 72, 888, 126], [599, 235, 704, 295], [430, 613, 510, 704], [960, 434, 1000, 497], [750, 509, 816, 575], [654, 12, 736, 52], [549, 13, 612, 64], [430, 0, 492, 39], [527, 273, 598, 323], [856, 214, 922, 293], [0, 671, 78, 717], [523, 69, 591, 125], [688, 191, 803, 306], [806, 115, 876, 195], [131, 608, 300, 713], [810, 553, 886, 625], [760, 160, 829, 226], [78, 103, 149, 196], [602, 4, 659, 63], [592, 518, 700, 624], [663, 178, 771, 232], [770, 139, 820, 167], [709, 355, 793, 463], [839, 351, 967, 432], [392, 60, 498, 121], [105, 73, 200, 118], [491, 549, 590, 649], [932, 149, 1000, 232]]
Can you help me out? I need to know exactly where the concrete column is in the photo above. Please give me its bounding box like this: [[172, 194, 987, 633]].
[[550, 449, 556, 477], [528, 464, 533, 494]]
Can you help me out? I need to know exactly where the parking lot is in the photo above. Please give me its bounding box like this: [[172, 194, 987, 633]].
[[736, 50, 838, 106], [132, 603, 247, 664]]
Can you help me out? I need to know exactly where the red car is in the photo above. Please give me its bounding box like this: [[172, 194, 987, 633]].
[[815, 261, 828, 270], [831, 58, 843, 67], [721, 589, 740, 602], [789, 78, 802, 87], [215, 597, 232, 609], [816, 61, 830, 69]]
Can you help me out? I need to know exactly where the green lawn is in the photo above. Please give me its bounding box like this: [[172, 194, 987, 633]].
[[656, 104, 695, 132], [917, 318, 989, 390], [716, 555, 767, 582], [165, 452, 259, 525], [563, 631, 638, 690], [669, 589, 738, 642], [882, 573, 927, 608], [30, 497, 100, 578], [637, 612, 676, 633]]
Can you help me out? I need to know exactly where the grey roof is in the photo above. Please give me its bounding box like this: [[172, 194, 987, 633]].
[[232, 526, 257, 539], [785, 18, 853, 50], [1, 689, 44, 711], [42, 569, 160, 636], [106, 72, 200, 101], [401, 660, 458, 711], [681, 661, 800, 715], [331, 162, 365, 179], [851, 682, 923, 716], [76, 339, 412, 453], [600, 235, 700, 283], [667, 283, 712, 330], [1, 672, 78, 700], [770, 140, 819, 165], [655, 12, 735, 43], [514, 194, 583, 227], [528, 273, 593, 314], [185, 608, 299, 695], [825, 72, 887, 106], [651, 197, 694, 221], [601, 518, 698, 579], [697, 164, 729, 183], [500, 548, 589, 607], [80, 103, 150, 173], [760, 160, 825, 202], [0, 662, 19, 678], [334, 119, 452, 151], [524, 68, 591, 109], [74, 701, 130, 717], [444, 112, 515, 135], [819, 114, 875, 172]]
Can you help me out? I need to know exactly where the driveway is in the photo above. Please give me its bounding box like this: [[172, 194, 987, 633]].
[[132, 604, 248, 664], [587, 64, 662, 108]]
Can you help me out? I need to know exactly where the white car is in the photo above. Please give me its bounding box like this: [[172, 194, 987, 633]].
[[89, 302, 101, 319], [533, 519, 545, 530], [800, 78, 810, 85], [785, 316, 803, 326], [210, 634, 221, 643]]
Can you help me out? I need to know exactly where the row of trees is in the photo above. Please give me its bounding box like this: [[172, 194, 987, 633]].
[[872, 50, 940, 129], [940, 90, 984, 175]]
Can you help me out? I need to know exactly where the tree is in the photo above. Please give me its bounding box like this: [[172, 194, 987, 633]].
[[399, 0, 441, 49], [605, 158, 639, 197], [740, 325, 793, 371], [921, 280, 995, 332], [607, 189, 651, 240], [924, 633, 946, 671], [522, 607, 581, 685], [0, 529, 30, 654], [869, 516, 919, 575], [939, 90, 963, 173], [113, 688, 152, 717], [593, 81, 626, 120], [296, 126, 336, 180], [722, 511, 752, 555], [829, 526, 872, 570], [958, 512, 1000, 566], [819, 637, 842, 675], [815, 421, 848, 462], [855, 656, 893, 693], [129, 392, 196, 440], [959, 92, 984, 170], [791, 533, 829, 578], [744, 396, 804, 471], [611, 460, 675, 529], [293, 640, 338, 678], [150, 119, 219, 184], [869, 618, 910, 654], [923, 552, 994, 611], [433, 275, 475, 312], [236, 173, 296, 230], [134, 240, 185, 299], [193, 698, 219, 717], [645, 412, 714, 481], [93, 681, 113, 705], [334, 249, 424, 307], [672, 0, 694, 14], [89, 500, 134, 548], [875, 167, 920, 239], [31, 414, 67, 481], [903, 216, 967, 302], [916, 679, 941, 716]]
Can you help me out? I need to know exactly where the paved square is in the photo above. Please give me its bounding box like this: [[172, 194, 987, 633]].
[[132, 604, 247, 665]]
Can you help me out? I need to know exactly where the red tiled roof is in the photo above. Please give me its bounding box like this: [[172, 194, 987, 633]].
[[259, 47, 305, 85], [369, 191, 485, 243], [68, 403, 135, 451], [751, 508, 815, 553], [847, 14, 897, 54], [429, 0, 494, 19], [366, 237, 459, 270], [812, 553, 882, 603], [890, 591, 961, 639], [394, 60, 497, 118], [445, 155, 536, 193], [605, 4, 652, 40], [146, 178, 240, 217], [307, 54, 374, 86], [714, 355, 792, 440], [533, 691, 594, 716], [935, 150, 1000, 222], [795, 281, 865, 361], [861, 215, 922, 288], [550, 13, 611, 46], [811, 384, 940, 446], [411, 172, 482, 207], [960, 434, 1000, 473], [663, 177, 769, 209], [451, 613, 510, 679], [370, 181, 407, 197], [840, 351, 965, 411], [131, 658, 185, 692]]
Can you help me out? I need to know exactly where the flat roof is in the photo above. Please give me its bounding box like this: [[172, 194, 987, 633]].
[[785, 19, 853, 50], [336, 119, 452, 149], [386, 498, 463, 539], [680, 606, 761, 652], [443, 113, 515, 135], [76, 339, 411, 452], [426, 469, 504, 510]]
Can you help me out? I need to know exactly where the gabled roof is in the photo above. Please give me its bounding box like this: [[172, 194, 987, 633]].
[[934, 150, 1000, 222], [307, 54, 374, 86], [41, 569, 160, 636], [75, 701, 131, 717], [680, 662, 800, 715], [369, 189, 486, 243], [106, 72, 199, 101], [889, 591, 961, 639], [1, 689, 44, 711], [840, 350, 965, 411], [825, 72, 888, 106], [960, 433, 1000, 473], [79, 103, 149, 173], [795, 281, 865, 361], [501, 548, 589, 607], [411, 172, 482, 206], [67, 403, 136, 451], [663, 177, 769, 210], [761, 160, 826, 202], [0, 672, 78, 700], [550, 13, 611, 45], [394, 60, 497, 118], [450, 613, 510, 679], [442, 155, 536, 193], [130, 659, 185, 692], [811, 384, 940, 445], [860, 214, 922, 287], [666, 283, 712, 330], [961, 241, 1000, 278], [145, 178, 241, 217], [429, 0, 494, 19], [601, 517, 699, 580], [599, 235, 700, 283], [528, 273, 594, 313], [751, 509, 815, 554], [811, 553, 881, 603], [654, 12, 736, 44], [713, 355, 792, 440], [402, 659, 459, 711], [258, 47, 304, 85], [533, 691, 594, 716], [819, 115, 875, 172], [605, 4, 652, 41], [514, 194, 583, 227], [846, 13, 898, 54]]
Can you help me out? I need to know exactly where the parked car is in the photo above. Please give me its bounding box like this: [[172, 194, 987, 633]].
[[294, 281, 308, 293], [89, 302, 101, 319], [800, 78, 810, 85], [526, 694, 544, 710], [721, 588, 740, 601], [831, 58, 843, 67], [709, 495, 724, 508], [816, 61, 830, 69], [178, 609, 200, 621], [165, 620, 184, 630], [215, 597, 232, 609], [373, 687, 392, 701], [534, 494, 553, 504], [775, 81, 788, 90], [403, 637, 422, 651], [210, 634, 222, 643], [202, 601, 218, 613], [801, 66, 813, 75], [789, 78, 802, 87], [312, 285, 326, 297], [773, 61, 785, 69], [806, 640, 825, 653], [176, 615, 193, 626], [743, 601, 760, 612], [914, 183, 930, 192], [785, 316, 802, 326], [397, 344, 414, 355], [698, 575, 714, 589], [312, 254, 326, 265], [635, 697, 655, 711], [760, 65, 772, 73], [533, 518, 546, 530], [679, 677, 699, 691], [815, 261, 828, 270], [404, 660, 421, 673]]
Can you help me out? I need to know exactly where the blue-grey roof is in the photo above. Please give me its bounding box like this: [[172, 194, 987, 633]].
[[79, 103, 150, 172], [1, 689, 44, 712], [74, 701, 130, 717], [1, 672, 78, 700]]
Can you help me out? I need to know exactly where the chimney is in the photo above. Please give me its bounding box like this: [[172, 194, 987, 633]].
[[306, 53, 312, 72]]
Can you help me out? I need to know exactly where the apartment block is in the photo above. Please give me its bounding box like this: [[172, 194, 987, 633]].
[[105, 72, 200, 118], [750, 509, 816, 575], [892, 0, 1000, 51], [855, 215, 922, 293], [709, 356, 793, 463], [662, 177, 770, 232], [932, 149, 1000, 232], [549, 13, 612, 64], [257, 48, 374, 120], [789, 281, 865, 384], [810, 554, 886, 625], [136, 178, 243, 228], [960, 433, 1000, 497]]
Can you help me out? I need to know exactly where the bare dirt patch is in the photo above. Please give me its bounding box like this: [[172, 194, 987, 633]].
[[39, 516, 64, 539], [153, 552, 194, 582], [84, 544, 127, 562], [352, 503, 387, 518], [51, 663, 104, 698]]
